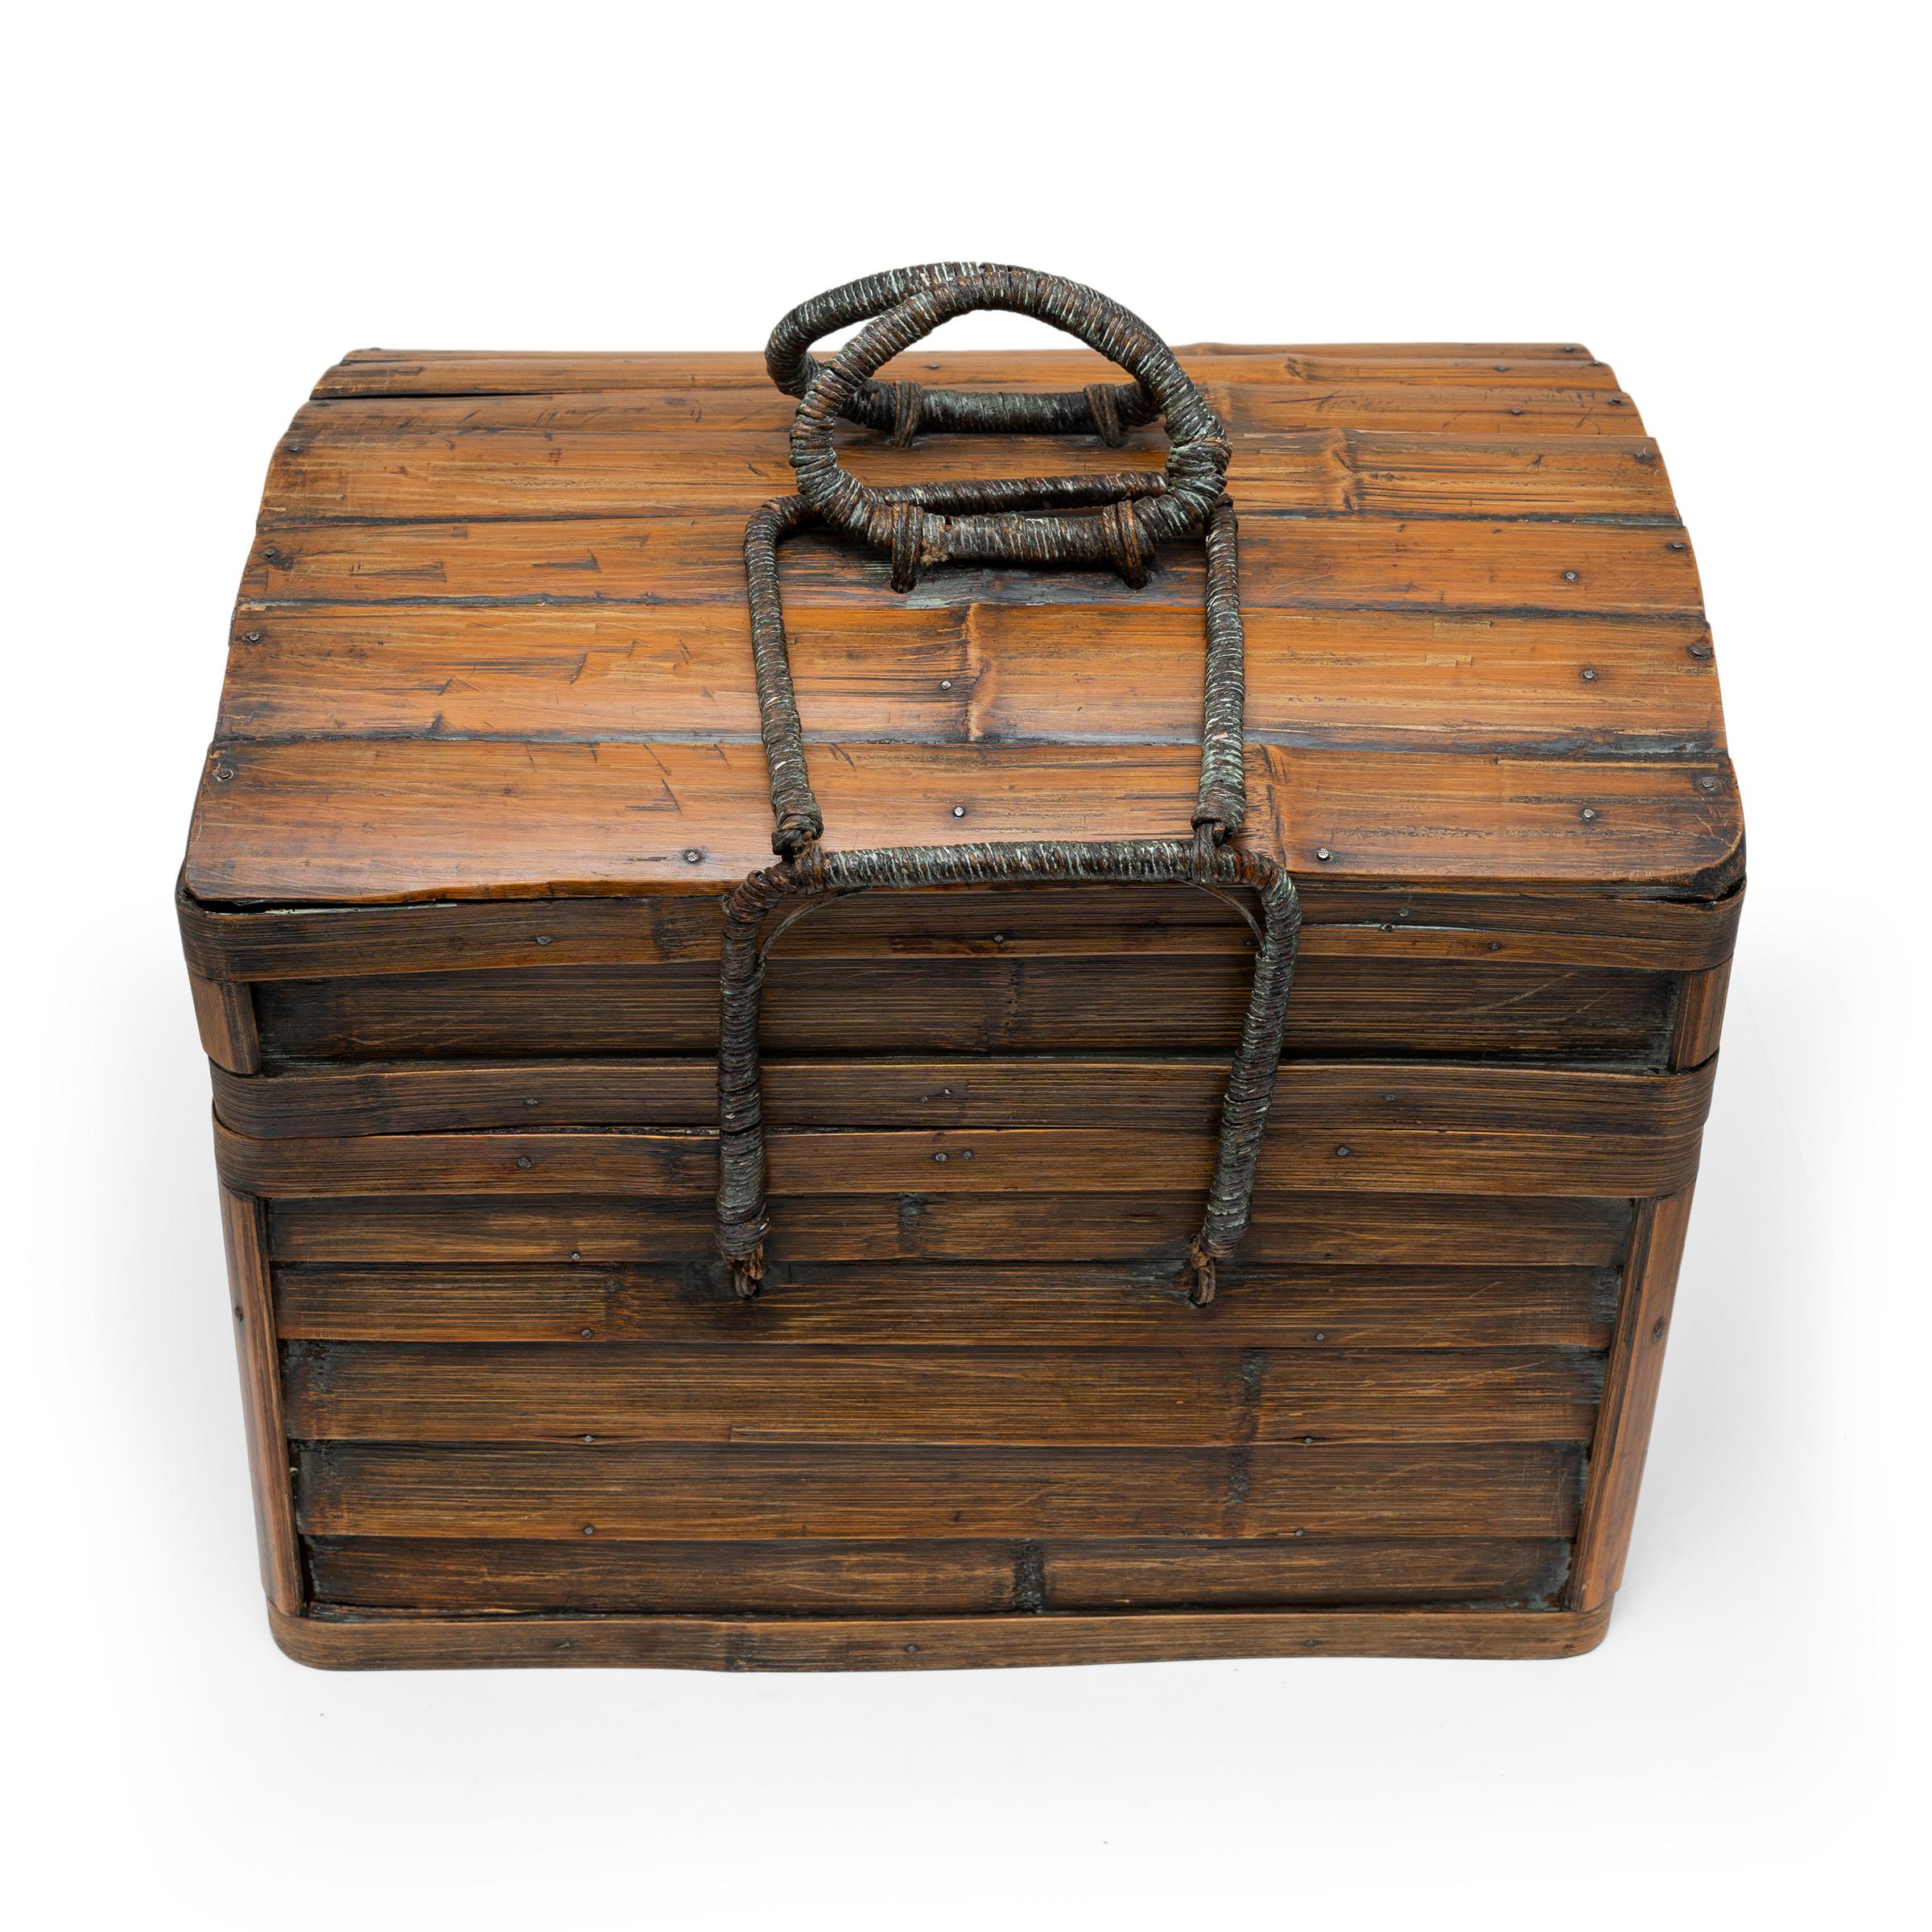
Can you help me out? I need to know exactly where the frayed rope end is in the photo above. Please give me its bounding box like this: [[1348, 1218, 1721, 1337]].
[[1183, 1238, 1218, 1307], [729, 1245, 766, 1301]]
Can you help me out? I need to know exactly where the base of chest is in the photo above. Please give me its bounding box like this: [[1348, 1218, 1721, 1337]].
[[270, 1600, 1612, 1670]]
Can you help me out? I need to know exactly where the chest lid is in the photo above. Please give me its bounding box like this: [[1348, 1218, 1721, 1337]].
[[184, 341, 1740, 910]]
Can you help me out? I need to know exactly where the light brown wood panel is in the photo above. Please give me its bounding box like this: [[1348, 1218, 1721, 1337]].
[[273, 1261, 1620, 1349], [266, 1190, 1633, 1268], [238, 511, 1702, 614], [212, 603, 1721, 756], [187, 738, 1742, 903], [292, 378, 1643, 443], [213, 1055, 1717, 1140], [295, 1439, 1587, 1540], [249, 954, 1678, 1063], [262, 427, 1674, 523], [313, 347, 1624, 398], [304, 1533, 1572, 1614], [282, 1340, 1603, 1447]]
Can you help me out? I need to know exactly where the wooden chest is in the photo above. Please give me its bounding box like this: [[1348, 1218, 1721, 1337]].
[[181, 270, 1741, 1669]]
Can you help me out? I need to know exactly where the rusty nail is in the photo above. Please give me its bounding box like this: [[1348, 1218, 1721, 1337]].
[[516, 1154, 533, 1170], [1688, 642, 1712, 659], [1652, 1317, 1668, 1342], [1334, 1145, 1351, 1158], [1315, 847, 1332, 861], [212, 765, 235, 782], [1581, 667, 1599, 682], [242, 629, 262, 642], [960, 1149, 974, 1161], [1668, 539, 1688, 551], [1699, 774, 1720, 794], [683, 848, 702, 863], [1581, 807, 1600, 822], [535, 934, 553, 946], [932, 1151, 947, 1162], [232, 1305, 245, 1323]]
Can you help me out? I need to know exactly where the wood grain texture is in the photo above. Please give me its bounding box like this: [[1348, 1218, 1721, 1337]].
[[180, 873, 1745, 983], [273, 1261, 1620, 1350], [1568, 1187, 1698, 1609], [249, 952, 1679, 1064], [184, 341, 1737, 911], [188, 738, 1741, 904], [281, 1341, 1605, 1447], [265, 1191, 1634, 1268], [217, 1187, 301, 1612], [305, 1534, 1572, 1614], [217, 1117, 1703, 1202], [183, 341, 1737, 1665], [269, 1599, 1613, 1669], [212, 1055, 1717, 1139], [295, 1440, 1587, 1540]]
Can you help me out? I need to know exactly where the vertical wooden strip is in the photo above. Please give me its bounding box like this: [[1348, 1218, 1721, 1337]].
[[189, 968, 262, 1075], [1567, 1186, 1696, 1610], [219, 1185, 303, 1613], [1669, 956, 1732, 1071]]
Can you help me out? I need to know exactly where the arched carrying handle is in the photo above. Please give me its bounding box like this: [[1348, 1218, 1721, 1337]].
[[780, 263, 1231, 589], [720, 265, 1293, 1305]]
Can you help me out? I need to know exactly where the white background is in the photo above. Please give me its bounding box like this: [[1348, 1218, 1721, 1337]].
[[9, 5, 1926, 1925]]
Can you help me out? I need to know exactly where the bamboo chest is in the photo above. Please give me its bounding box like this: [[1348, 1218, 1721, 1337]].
[[181, 267, 1742, 1670]]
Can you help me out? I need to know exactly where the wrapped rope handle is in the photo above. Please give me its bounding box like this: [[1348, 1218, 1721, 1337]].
[[717, 264, 1298, 1304]]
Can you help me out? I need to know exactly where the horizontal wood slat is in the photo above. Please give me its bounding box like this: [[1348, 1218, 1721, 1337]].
[[270, 1600, 1613, 1667], [180, 877, 1746, 981], [295, 380, 1644, 441], [281, 1340, 1604, 1446], [212, 604, 1722, 757], [304, 1533, 1572, 1614], [266, 1191, 1633, 1267], [217, 1116, 1702, 1200], [238, 513, 1701, 617], [313, 347, 1623, 398], [213, 1055, 1716, 1139], [188, 738, 1743, 905], [295, 1440, 1587, 1539], [250, 954, 1678, 1064], [273, 1262, 1620, 1349], [263, 427, 1677, 523]]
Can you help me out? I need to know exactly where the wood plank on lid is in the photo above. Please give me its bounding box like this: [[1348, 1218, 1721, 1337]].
[[260, 427, 1678, 523], [187, 739, 1742, 902], [239, 512, 1703, 613], [313, 347, 1623, 398], [292, 379, 1645, 439], [213, 604, 1723, 757]]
